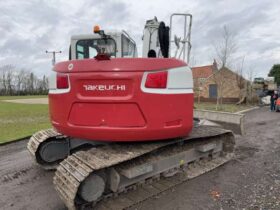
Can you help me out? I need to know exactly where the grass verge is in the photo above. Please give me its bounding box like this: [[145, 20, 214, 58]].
[[195, 102, 255, 113], [0, 98, 50, 144]]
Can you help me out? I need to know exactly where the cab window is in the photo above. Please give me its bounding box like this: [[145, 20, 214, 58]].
[[121, 35, 136, 57], [76, 39, 116, 59]]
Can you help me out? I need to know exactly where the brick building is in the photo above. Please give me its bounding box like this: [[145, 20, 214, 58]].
[[192, 60, 246, 103]]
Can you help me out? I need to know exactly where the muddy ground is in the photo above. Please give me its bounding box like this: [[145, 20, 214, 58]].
[[0, 107, 279, 210]]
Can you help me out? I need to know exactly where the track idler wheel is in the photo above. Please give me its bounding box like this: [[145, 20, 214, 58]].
[[35, 138, 69, 170], [78, 174, 105, 203]]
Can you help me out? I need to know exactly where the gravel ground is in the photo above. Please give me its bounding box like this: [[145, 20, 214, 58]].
[[0, 106, 279, 210], [134, 107, 280, 210]]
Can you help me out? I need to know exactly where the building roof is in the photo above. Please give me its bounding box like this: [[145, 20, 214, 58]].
[[191, 65, 214, 79]]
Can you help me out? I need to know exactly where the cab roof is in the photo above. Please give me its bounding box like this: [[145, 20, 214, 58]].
[[71, 31, 123, 40]]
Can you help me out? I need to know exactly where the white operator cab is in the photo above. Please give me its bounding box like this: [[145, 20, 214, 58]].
[[69, 29, 137, 60]]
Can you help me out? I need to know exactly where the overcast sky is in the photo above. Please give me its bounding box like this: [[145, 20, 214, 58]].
[[0, 0, 279, 78]]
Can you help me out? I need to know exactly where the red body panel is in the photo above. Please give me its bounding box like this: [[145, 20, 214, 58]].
[[49, 58, 193, 142]]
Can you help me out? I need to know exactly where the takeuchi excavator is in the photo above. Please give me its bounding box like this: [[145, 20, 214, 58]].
[[27, 13, 235, 209]]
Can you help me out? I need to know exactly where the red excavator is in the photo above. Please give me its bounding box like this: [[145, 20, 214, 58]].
[[27, 14, 235, 209]]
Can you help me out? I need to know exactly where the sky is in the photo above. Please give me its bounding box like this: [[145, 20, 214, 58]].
[[0, 0, 280, 78]]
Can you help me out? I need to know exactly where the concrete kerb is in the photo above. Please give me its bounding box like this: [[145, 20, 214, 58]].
[[235, 106, 259, 114], [194, 109, 244, 135]]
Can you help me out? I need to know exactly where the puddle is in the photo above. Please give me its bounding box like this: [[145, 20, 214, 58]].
[[235, 146, 260, 160], [256, 121, 266, 125]]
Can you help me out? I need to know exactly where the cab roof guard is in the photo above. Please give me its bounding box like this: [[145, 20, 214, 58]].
[[169, 13, 192, 63]]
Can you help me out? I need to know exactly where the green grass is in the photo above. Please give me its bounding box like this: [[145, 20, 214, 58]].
[[195, 102, 254, 113], [0, 98, 51, 144], [0, 95, 47, 101]]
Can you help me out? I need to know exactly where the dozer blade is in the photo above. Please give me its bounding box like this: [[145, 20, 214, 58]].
[[194, 109, 245, 135]]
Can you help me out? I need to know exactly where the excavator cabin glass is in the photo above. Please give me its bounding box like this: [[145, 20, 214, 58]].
[[76, 38, 117, 59], [121, 34, 136, 57]]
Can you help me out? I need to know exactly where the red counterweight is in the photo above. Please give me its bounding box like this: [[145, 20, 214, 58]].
[[48, 58, 194, 142]]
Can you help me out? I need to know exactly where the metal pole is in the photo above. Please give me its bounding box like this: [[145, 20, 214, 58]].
[[46, 50, 62, 66], [169, 13, 192, 62], [183, 15, 187, 61], [187, 15, 192, 64]]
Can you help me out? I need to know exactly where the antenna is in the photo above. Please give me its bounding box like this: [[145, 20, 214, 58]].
[[46, 50, 62, 66]]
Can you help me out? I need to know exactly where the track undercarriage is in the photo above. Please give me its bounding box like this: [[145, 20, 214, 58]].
[[27, 125, 235, 210], [27, 129, 103, 170]]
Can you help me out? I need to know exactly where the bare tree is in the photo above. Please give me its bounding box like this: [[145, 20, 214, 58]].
[[15, 69, 25, 92], [0, 65, 16, 95], [214, 26, 237, 68], [42, 75, 49, 94], [246, 67, 256, 104], [212, 68, 233, 110], [0, 65, 49, 96], [28, 72, 35, 94], [212, 25, 238, 109], [6, 69, 14, 95], [235, 56, 246, 101], [0, 66, 7, 94]]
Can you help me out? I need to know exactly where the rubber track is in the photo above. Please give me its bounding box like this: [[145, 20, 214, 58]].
[[95, 154, 234, 210], [27, 128, 65, 170], [53, 126, 234, 209]]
